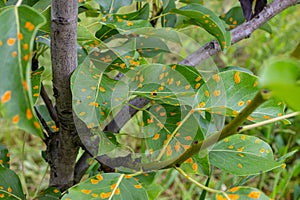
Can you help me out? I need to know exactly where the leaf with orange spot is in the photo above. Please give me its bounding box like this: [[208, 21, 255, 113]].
[[216, 187, 271, 200], [36, 187, 61, 200], [62, 173, 148, 200], [0, 166, 25, 200], [0, 144, 10, 168], [31, 67, 44, 104], [195, 70, 285, 123], [0, 6, 45, 137], [209, 134, 282, 175]]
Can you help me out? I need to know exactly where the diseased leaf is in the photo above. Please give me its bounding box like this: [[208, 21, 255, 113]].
[[31, 67, 44, 104], [216, 186, 271, 200], [36, 187, 61, 200], [209, 134, 282, 175], [0, 5, 45, 137], [171, 4, 231, 50], [62, 173, 148, 200], [161, 0, 177, 27], [96, 0, 133, 14], [0, 144, 10, 168], [0, 166, 25, 200]]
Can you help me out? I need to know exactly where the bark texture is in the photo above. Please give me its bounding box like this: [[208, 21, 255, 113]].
[[47, 0, 79, 191]]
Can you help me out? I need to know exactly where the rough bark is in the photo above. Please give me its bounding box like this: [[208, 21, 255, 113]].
[[47, 0, 79, 191]]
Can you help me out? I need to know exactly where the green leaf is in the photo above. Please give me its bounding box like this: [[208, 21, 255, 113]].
[[71, 57, 128, 128], [62, 173, 148, 200], [195, 70, 285, 122], [209, 134, 282, 175], [161, 0, 177, 27], [0, 5, 45, 137], [0, 166, 25, 200], [179, 0, 203, 4], [260, 58, 300, 111], [171, 4, 231, 50], [216, 186, 271, 200], [96, 0, 133, 14], [35, 105, 59, 132], [31, 67, 44, 104], [36, 187, 61, 200], [0, 144, 10, 168]]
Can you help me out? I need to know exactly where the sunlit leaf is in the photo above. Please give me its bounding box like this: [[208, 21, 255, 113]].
[[209, 134, 282, 175], [31, 67, 44, 104], [0, 5, 45, 137]]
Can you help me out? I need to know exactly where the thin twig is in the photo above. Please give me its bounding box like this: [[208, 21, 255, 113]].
[[40, 84, 59, 126]]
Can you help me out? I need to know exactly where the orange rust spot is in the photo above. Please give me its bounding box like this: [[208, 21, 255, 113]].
[[184, 157, 193, 163], [263, 115, 271, 119], [195, 76, 201, 82], [12, 51, 17, 57], [99, 87, 106, 92], [160, 112, 166, 116], [0, 40, 2, 46], [25, 21, 35, 31], [127, 21, 133, 26], [176, 80, 180, 86], [195, 83, 201, 89], [212, 74, 220, 82], [18, 33, 23, 40], [238, 101, 244, 107], [81, 189, 92, 194], [176, 121, 181, 126], [237, 147, 244, 152], [166, 145, 172, 156], [153, 133, 160, 140], [24, 55, 29, 61], [7, 187, 12, 193], [23, 80, 28, 91], [205, 90, 210, 97], [91, 193, 98, 197], [253, 81, 258, 87], [213, 90, 220, 96], [234, 71, 241, 84], [158, 86, 164, 91], [171, 65, 176, 70], [1, 91, 11, 103], [26, 108, 33, 120], [149, 148, 153, 154], [182, 145, 191, 150], [91, 178, 99, 184], [7, 38, 16, 46], [248, 191, 261, 199], [111, 183, 117, 190], [185, 85, 191, 90], [239, 154, 245, 157], [115, 188, 120, 195], [216, 194, 226, 200], [228, 145, 234, 149], [175, 142, 181, 152], [12, 115, 19, 124], [134, 184, 142, 189], [237, 163, 243, 168], [102, 17, 106, 22], [170, 112, 176, 116], [241, 135, 246, 140], [185, 136, 192, 141], [125, 175, 132, 179], [199, 102, 205, 108], [228, 194, 239, 200], [23, 43, 28, 50], [34, 121, 41, 128], [192, 163, 198, 171], [33, 85, 39, 90]]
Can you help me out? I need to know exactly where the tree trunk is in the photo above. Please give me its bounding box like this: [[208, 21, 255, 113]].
[[47, 0, 79, 191]]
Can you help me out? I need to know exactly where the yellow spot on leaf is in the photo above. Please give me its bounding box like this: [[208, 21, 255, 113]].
[[224, 138, 229, 142], [1, 91, 11, 103], [255, 139, 260, 144], [185, 136, 192, 141], [127, 21, 133, 26], [166, 145, 172, 156], [239, 154, 245, 157], [281, 163, 286, 169], [241, 135, 246, 140], [234, 71, 241, 84], [12, 115, 19, 124], [171, 64, 176, 70], [228, 145, 234, 149], [92, 193, 98, 197], [248, 191, 261, 199], [79, 112, 85, 116], [260, 148, 265, 153], [0, 40, 2, 46], [99, 87, 106, 92], [253, 81, 258, 87], [7, 187, 12, 193], [237, 147, 244, 152], [26, 108, 32, 119], [195, 76, 201, 82], [96, 174, 103, 180], [199, 102, 205, 108], [7, 38, 16, 46], [263, 115, 271, 119], [237, 163, 243, 168], [160, 112, 166, 116], [176, 80, 180, 86], [115, 188, 120, 195], [185, 85, 190, 90], [0, 194, 4, 198], [195, 83, 201, 89], [205, 90, 210, 97], [175, 142, 180, 152], [246, 100, 251, 105], [53, 189, 59, 193]]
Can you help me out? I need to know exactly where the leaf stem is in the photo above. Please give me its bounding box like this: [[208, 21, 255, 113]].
[[16, 0, 22, 7], [175, 167, 230, 200], [239, 112, 300, 132]]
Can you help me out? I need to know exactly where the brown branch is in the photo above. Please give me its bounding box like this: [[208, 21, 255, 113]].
[[40, 84, 59, 126]]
